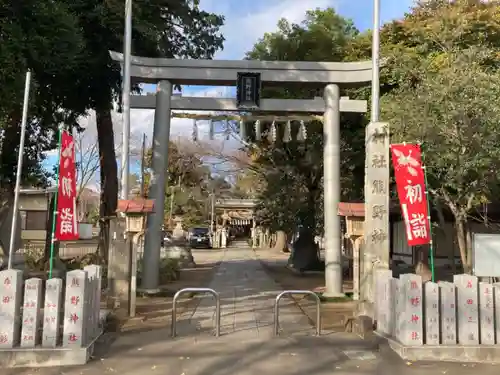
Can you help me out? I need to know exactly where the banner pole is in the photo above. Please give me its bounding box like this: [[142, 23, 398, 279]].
[[49, 129, 63, 279], [7, 71, 32, 269], [420, 143, 435, 282]]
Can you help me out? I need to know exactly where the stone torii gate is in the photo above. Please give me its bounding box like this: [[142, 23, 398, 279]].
[[110, 51, 386, 299]]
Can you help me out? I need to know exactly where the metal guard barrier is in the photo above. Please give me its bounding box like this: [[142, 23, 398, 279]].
[[171, 287, 221, 337], [274, 290, 321, 336]]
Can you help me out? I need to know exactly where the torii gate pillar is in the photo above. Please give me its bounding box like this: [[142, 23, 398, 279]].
[[141, 81, 172, 292], [322, 84, 343, 297]]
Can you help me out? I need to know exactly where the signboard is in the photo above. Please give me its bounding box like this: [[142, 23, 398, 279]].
[[236, 72, 261, 109], [390, 143, 431, 246], [472, 233, 500, 277], [55, 130, 79, 241]]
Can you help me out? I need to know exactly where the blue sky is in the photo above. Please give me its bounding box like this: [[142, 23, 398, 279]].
[[45, 0, 415, 189], [202, 0, 414, 59], [148, 0, 415, 95]]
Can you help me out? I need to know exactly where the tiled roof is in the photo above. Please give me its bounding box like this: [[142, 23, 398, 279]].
[[117, 199, 154, 213], [338, 202, 365, 217]]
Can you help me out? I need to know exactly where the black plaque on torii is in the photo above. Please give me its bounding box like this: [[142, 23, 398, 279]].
[[236, 72, 261, 110]]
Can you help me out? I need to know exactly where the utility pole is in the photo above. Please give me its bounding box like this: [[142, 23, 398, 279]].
[[210, 191, 215, 234], [168, 176, 181, 226], [120, 0, 132, 199], [8, 71, 31, 269], [140, 133, 146, 197], [371, 0, 381, 122], [168, 186, 175, 226]]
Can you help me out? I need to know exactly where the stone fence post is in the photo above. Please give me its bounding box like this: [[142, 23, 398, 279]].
[[454, 274, 479, 345], [63, 269, 88, 347], [399, 274, 423, 346], [0, 269, 22, 348], [424, 282, 439, 345]]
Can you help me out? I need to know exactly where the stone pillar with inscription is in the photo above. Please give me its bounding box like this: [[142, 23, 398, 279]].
[[438, 281, 457, 345], [424, 282, 439, 345], [352, 237, 363, 301], [454, 274, 479, 345], [374, 269, 393, 336], [0, 269, 23, 348], [20, 278, 43, 348], [42, 278, 63, 348], [479, 282, 495, 345], [84, 265, 102, 340], [361, 122, 390, 317], [391, 277, 402, 340], [221, 228, 227, 248], [63, 269, 88, 347], [399, 274, 423, 346], [84, 266, 96, 342], [251, 218, 256, 247], [494, 283, 500, 344]]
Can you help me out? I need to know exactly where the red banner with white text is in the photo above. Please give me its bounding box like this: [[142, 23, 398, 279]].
[[55, 130, 79, 241], [390, 143, 431, 246]]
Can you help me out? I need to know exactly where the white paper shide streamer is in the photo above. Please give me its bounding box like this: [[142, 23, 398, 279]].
[[239, 120, 246, 140], [225, 120, 231, 140], [209, 119, 215, 140], [192, 119, 198, 142], [268, 121, 277, 143], [283, 120, 292, 143], [296, 120, 307, 142], [255, 120, 262, 140]]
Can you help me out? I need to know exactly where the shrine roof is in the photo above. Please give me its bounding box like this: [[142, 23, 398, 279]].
[[215, 199, 257, 209], [338, 202, 365, 217], [117, 199, 154, 213]]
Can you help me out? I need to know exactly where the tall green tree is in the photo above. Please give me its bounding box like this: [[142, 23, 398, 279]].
[[61, 0, 224, 255], [144, 141, 212, 227], [379, 0, 500, 272], [1, 0, 225, 260], [245, 8, 366, 269], [0, 0, 87, 189]]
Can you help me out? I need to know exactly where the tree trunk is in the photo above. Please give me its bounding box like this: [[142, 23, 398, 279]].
[[0, 113, 21, 190], [288, 228, 322, 271], [456, 218, 471, 273], [288, 187, 322, 271], [96, 108, 118, 263], [273, 230, 288, 252], [264, 229, 271, 248], [435, 199, 456, 273], [465, 221, 473, 273]]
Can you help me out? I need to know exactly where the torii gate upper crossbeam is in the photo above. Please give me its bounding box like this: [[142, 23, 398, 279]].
[[110, 51, 373, 86]]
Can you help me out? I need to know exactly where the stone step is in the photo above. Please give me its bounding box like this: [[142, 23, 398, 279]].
[[230, 241, 251, 248]]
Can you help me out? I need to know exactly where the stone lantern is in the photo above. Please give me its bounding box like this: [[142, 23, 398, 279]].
[[221, 211, 230, 226], [165, 206, 195, 268], [171, 206, 186, 240], [115, 198, 154, 316], [117, 198, 154, 234]]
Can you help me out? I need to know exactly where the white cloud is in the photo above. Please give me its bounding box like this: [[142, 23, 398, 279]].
[[82, 0, 334, 153], [203, 0, 336, 59], [45, 0, 331, 181], [45, 87, 243, 186], [128, 85, 238, 142]]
